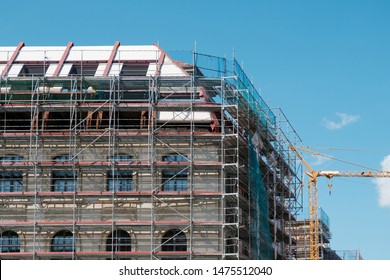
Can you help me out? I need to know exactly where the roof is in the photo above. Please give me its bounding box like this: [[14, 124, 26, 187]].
[[0, 42, 188, 78]]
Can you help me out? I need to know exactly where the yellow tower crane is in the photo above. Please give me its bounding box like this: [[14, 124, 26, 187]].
[[289, 145, 390, 260]]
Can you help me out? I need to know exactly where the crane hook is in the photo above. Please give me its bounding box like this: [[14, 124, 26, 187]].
[[328, 182, 333, 195]]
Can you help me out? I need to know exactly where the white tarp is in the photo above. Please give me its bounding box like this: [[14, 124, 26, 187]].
[[95, 63, 106, 77], [160, 56, 186, 77], [0, 47, 17, 61], [45, 63, 58, 77], [157, 111, 211, 122], [7, 64, 24, 77], [15, 46, 65, 61], [146, 63, 157, 76], [0, 64, 6, 75], [67, 46, 112, 61], [114, 45, 159, 61], [95, 63, 123, 76], [109, 63, 123, 76], [59, 63, 73, 77]]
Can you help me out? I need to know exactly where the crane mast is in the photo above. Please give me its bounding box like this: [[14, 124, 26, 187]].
[[289, 145, 390, 260]]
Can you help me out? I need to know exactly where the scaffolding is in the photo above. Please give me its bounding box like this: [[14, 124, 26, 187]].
[[290, 208, 339, 260], [336, 250, 363, 260], [0, 43, 302, 259]]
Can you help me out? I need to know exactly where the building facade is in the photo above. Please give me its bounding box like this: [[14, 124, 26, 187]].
[[0, 43, 302, 259]]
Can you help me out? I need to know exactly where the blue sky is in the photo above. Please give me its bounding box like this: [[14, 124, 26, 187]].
[[1, 0, 390, 260]]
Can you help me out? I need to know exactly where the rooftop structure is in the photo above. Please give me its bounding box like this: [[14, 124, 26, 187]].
[[0, 42, 303, 259]]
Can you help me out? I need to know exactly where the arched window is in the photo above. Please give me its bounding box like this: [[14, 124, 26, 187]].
[[52, 155, 77, 192], [0, 156, 23, 192], [107, 155, 133, 191], [0, 230, 20, 253], [162, 154, 188, 191], [51, 230, 74, 252], [106, 229, 131, 252], [161, 229, 187, 251]]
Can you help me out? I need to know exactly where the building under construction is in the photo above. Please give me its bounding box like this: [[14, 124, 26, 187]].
[[290, 208, 341, 260], [0, 42, 303, 260]]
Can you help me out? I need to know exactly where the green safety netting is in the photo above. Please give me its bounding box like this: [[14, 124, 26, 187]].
[[248, 138, 273, 259]]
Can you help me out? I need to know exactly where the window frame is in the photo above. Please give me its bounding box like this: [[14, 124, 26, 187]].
[[51, 230, 75, 252], [107, 154, 133, 192], [161, 154, 188, 191], [0, 156, 24, 192], [161, 229, 187, 252], [51, 155, 77, 192], [0, 230, 20, 253], [106, 229, 131, 252]]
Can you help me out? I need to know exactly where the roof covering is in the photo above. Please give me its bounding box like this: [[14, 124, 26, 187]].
[[0, 42, 188, 78]]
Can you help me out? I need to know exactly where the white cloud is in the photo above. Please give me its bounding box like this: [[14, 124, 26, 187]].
[[311, 154, 331, 166], [322, 112, 360, 130], [374, 155, 390, 207]]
